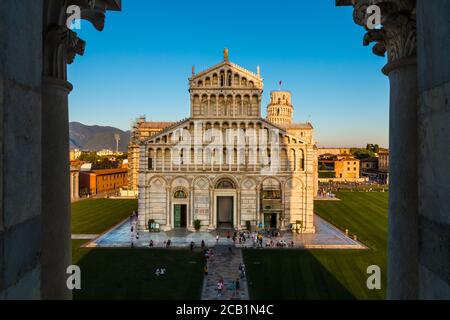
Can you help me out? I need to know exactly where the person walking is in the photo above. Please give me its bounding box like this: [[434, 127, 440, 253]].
[[217, 279, 224, 297], [201, 240, 206, 250], [204, 265, 208, 276]]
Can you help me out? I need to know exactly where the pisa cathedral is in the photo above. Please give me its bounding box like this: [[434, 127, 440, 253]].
[[130, 50, 318, 232]]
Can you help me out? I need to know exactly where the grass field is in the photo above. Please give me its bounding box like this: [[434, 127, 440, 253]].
[[243, 191, 388, 300], [72, 192, 388, 299], [71, 199, 138, 234], [72, 242, 204, 300], [72, 199, 204, 300]]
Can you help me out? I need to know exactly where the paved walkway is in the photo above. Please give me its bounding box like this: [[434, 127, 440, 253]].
[[201, 246, 249, 300], [86, 214, 366, 250]]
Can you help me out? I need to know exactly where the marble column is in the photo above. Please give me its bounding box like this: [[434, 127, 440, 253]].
[[337, 0, 418, 299], [41, 0, 121, 299], [75, 173, 79, 199], [41, 76, 73, 299], [70, 173, 74, 201]]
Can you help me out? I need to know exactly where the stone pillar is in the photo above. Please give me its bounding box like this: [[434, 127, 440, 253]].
[[41, 76, 73, 299], [75, 173, 79, 199], [41, 0, 121, 299], [384, 59, 419, 299], [70, 173, 74, 201], [416, 0, 450, 298], [336, 0, 418, 299]]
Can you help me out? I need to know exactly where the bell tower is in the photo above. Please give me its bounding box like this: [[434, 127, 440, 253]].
[[266, 90, 294, 126]]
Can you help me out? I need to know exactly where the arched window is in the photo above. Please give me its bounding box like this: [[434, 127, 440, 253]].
[[216, 179, 235, 189], [174, 190, 187, 199]]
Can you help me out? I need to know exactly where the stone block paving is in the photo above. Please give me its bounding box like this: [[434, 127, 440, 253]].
[[201, 246, 249, 300]]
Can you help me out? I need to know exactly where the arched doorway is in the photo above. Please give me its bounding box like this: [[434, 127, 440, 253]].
[[261, 178, 282, 229], [214, 178, 236, 229], [173, 189, 188, 228]]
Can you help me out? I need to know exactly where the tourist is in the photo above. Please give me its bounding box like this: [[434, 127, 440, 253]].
[[166, 239, 171, 248], [235, 278, 240, 294], [216, 234, 219, 243], [217, 279, 224, 297], [204, 265, 208, 276], [228, 245, 233, 254], [201, 240, 205, 250], [227, 231, 231, 239], [155, 268, 161, 276], [149, 240, 154, 248], [159, 267, 166, 276], [229, 280, 236, 298], [190, 241, 195, 252]]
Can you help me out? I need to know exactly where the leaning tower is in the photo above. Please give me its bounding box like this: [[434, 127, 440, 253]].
[[266, 90, 294, 126]]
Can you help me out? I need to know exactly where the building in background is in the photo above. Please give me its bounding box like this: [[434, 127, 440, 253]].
[[317, 148, 352, 157], [137, 51, 316, 232], [360, 157, 379, 179], [69, 148, 82, 161], [79, 168, 128, 196], [318, 153, 362, 181], [128, 118, 176, 192], [378, 150, 389, 184]]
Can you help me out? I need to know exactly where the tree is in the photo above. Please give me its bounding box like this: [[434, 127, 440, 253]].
[[353, 148, 376, 159]]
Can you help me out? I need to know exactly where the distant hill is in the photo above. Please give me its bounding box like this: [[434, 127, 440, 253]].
[[69, 122, 130, 152]]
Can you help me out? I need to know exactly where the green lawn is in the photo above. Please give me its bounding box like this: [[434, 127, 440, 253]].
[[72, 242, 204, 300], [72, 192, 388, 300], [71, 199, 204, 300], [244, 191, 388, 300], [71, 199, 138, 234]]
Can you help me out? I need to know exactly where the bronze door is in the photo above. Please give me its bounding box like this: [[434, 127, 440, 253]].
[[217, 196, 233, 228]]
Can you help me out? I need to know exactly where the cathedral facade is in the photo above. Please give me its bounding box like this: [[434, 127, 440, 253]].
[[135, 50, 317, 232]]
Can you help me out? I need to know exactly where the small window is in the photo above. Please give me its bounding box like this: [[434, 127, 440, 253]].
[[148, 158, 153, 170]]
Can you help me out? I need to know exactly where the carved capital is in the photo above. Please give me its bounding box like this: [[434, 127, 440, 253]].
[[44, 25, 85, 80], [43, 0, 121, 80], [343, 0, 416, 66]]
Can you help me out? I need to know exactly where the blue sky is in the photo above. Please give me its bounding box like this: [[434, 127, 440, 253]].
[[68, 0, 389, 148]]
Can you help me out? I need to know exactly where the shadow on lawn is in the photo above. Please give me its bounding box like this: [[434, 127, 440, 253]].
[[244, 249, 355, 300], [73, 248, 203, 300]]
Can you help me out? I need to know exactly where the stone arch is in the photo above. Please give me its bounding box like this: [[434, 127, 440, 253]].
[[260, 176, 282, 190], [173, 187, 189, 199], [171, 176, 190, 189], [148, 175, 167, 187], [213, 174, 239, 189]]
